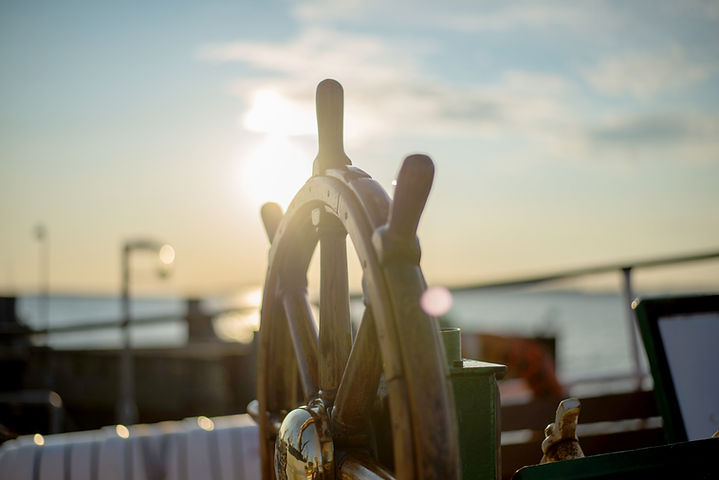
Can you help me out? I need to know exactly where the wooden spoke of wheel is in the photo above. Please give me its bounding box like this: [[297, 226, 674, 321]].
[[332, 306, 382, 439], [317, 212, 352, 406], [339, 452, 396, 480], [377, 154, 460, 478], [269, 304, 300, 412], [281, 288, 319, 401], [258, 298, 299, 479]]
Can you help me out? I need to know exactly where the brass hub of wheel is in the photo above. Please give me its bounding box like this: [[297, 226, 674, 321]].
[[275, 399, 335, 479]]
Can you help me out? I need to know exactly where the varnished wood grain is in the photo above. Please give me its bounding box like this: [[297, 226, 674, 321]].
[[281, 288, 319, 401], [314, 79, 351, 173], [332, 307, 383, 439], [318, 214, 352, 407], [340, 453, 396, 480], [261, 202, 283, 242]]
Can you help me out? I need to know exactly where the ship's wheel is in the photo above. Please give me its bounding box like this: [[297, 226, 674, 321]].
[[253, 79, 459, 480]]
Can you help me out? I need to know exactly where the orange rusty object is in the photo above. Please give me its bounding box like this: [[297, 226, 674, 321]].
[[467, 333, 565, 398]]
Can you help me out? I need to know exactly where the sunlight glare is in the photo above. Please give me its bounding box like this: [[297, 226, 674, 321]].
[[242, 90, 314, 136], [222, 287, 263, 309], [213, 310, 260, 344], [240, 286, 263, 307], [239, 134, 310, 209]]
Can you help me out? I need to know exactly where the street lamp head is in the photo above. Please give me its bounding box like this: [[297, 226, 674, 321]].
[[157, 244, 175, 279], [123, 239, 175, 279], [125, 239, 163, 252], [159, 244, 175, 266]]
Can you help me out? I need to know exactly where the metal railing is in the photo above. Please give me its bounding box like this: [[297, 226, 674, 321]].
[[451, 248, 719, 389], [31, 307, 253, 336], [3, 248, 718, 422], [1, 300, 257, 428]]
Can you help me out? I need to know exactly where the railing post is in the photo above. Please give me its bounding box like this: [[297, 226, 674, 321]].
[[621, 267, 643, 390], [185, 299, 218, 342]]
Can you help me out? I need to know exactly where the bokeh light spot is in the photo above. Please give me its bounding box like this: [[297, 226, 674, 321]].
[[197, 416, 215, 431], [116, 424, 130, 439], [49, 391, 62, 408], [420, 286, 453, 317]]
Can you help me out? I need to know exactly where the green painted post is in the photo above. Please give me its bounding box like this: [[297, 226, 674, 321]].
[[441, 328, 507, 480]]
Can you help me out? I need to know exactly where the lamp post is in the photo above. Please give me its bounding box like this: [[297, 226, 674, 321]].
[[34, 224, 52, 391], [33, 224, 50, 337], [117, 239, 175, 426]]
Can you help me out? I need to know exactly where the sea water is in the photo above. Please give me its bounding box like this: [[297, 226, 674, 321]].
[[448, 289, 635, 382], [16, 294, 187, 349], [15, 288, 646, 382]]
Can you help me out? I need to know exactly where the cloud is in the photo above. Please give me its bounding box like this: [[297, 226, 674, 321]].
[[198, 28, 430, 138], [293, 0, 376, 22], [593, 115, 692, 145], [433, 2, 612, 33], [584, 46, 713, 98], [198, 26, 719, 166], [292, 0, 618, 33], [198, 28, 571, 141], [669, 0, 719, 20], [586, 112, 719, 163], [198, 28, 419, 87]]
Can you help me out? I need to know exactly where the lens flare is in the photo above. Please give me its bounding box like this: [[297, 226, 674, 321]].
[[420, 286, 453, 317]]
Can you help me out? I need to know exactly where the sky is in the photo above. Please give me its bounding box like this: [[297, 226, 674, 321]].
[[1, 0, 718, 297]]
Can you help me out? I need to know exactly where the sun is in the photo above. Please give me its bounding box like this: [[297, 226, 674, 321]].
[[239, 134, 312, 209], [238, 90, 316, 209], [243, 89, 314, 136]]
